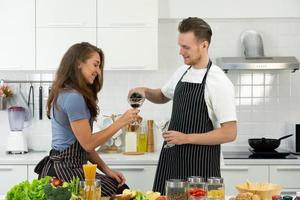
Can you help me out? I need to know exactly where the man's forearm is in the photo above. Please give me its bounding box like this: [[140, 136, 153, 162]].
[[186, 121, 237, 145], [145, 88, 170, 104]]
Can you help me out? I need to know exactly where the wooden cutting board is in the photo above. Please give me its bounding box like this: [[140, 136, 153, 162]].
[[123, 152, 145, 155]]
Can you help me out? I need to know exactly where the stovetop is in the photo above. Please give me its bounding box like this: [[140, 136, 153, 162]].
[[223, 149, 298, 159]]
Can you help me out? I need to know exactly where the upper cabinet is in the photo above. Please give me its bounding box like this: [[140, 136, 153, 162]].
[[159, 0, 300, 19], [0, 0, 158, 71], [35, 0, 97, 70], [36, 28, 96, 70], [97, 0, 158, 70], [98, 28, 157, 70], [0, 0, 35, 70], [36, 0, 96, 28], [97, 0, 157, 27]]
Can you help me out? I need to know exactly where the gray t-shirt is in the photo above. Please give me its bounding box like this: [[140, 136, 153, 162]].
[[51, 90, 91, 151]]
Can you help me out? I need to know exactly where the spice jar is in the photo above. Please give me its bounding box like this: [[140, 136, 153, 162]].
[[166, 179, 188, 200], [187, 176, 206, 200], [206, 177, 225, 200]]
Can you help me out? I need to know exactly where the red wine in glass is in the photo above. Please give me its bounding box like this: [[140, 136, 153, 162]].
[[128, 92, 145, 124]]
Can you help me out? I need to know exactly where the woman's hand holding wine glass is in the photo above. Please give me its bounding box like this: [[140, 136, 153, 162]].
[[117, 109, 140, 127], [127, 92, 145, 125]]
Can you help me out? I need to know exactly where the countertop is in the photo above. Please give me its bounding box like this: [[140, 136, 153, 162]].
[[1, 147, 300, 165]]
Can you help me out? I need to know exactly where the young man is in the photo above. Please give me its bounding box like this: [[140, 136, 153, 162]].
[[129, 17, 237, 194]]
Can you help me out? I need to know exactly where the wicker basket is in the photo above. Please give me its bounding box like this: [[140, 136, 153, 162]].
[[236, 182, 282, 200]]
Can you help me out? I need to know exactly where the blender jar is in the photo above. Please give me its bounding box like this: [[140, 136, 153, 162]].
[[8, 106, 25, 131]]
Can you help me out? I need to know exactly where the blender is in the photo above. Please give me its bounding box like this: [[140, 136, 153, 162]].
[[6, 106, 28, 154]]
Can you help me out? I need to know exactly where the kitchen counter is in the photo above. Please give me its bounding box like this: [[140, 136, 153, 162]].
[[1, 147, 300, 165], [0, 148, 160, 165]]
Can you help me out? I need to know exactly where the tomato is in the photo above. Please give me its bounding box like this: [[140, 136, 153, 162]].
[[155, 196, 166, 200], [188, 188, 206, 197]]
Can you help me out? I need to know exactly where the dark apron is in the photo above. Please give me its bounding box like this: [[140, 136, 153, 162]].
[[34, 140, 127, 196], [153, 60, 220, 194]]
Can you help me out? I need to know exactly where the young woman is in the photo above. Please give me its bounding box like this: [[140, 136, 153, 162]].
[[35, 42, 140, 196]]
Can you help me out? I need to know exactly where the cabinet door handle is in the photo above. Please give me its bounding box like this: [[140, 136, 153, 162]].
[[221, 166, 249, 171], [107, 66, 148, 70], [108, 23, 147, 27], [110, 166, 145, 171], [44, 23, 85, 27], [276, 166, 300, 171], [0, 166, 13, 171]]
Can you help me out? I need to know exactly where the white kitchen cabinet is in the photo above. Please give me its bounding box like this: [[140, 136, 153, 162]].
[[270, 165, 300, 196], [97, 0, 157, 28], [97, 0, 158, 70], [0, 0, 35, 70], [27, 164, 38, 182], [0, 165, 27, 195], [159, 0, 300, 19], [109, 165, 156, 191], [97, 28, 158, 70], [35, 0, 97, 71], [36, 0, 96, 28], [36, 28, 96, 70], [221, 165, 269, 195]]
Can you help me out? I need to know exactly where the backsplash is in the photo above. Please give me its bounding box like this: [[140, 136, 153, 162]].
[[1, 18, 300, 150]]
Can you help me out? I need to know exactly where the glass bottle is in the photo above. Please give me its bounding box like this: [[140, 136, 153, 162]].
[[147, 120, 154, 152], [137, 122, 148, 152], [166, 179, 188, 200], [206, 177, 225, 200], [187, 176, 206, 200]]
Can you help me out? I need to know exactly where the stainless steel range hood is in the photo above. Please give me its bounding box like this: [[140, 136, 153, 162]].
[[216, 56, 300, 73], [216, 30, 300, 73]]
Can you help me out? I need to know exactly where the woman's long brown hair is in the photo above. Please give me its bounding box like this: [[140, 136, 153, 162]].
[[46, 42, 104, 121]]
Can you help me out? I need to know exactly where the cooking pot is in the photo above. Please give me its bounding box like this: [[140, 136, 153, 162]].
[[248, 134, 293, 152]]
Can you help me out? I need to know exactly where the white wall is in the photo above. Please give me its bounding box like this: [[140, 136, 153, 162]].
[[1, 18, 300, 151]]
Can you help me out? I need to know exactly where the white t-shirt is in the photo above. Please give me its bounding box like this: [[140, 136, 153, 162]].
[[161, 64, 237, 129]]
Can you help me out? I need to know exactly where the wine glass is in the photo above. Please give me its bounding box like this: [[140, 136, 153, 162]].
[[155, 119, 175, 148], [161, 120, 175, 148], [127, 92, 145, 125]]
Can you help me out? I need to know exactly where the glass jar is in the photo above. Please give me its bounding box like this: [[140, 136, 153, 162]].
[[187, 176, 206, 200], [166, 179, 188, 200], [206, 177, 225, 200]]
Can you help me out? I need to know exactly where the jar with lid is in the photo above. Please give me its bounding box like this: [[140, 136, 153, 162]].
[[187, 176, 206, 200], [206, 177, 225, 200], [166, 179, 188, 200]]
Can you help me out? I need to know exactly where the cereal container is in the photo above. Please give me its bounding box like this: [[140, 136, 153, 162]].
[[187, 176, 206, 200], [206, 177, 225, 200], [166, 179, 188, 200]]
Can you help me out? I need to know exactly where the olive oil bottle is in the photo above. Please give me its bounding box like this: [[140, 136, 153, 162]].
[[137, 122, 147, 152]]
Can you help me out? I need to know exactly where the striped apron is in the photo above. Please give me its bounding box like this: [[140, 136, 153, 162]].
[[153, 60, 220, 194], [34, 139, 122, 196]]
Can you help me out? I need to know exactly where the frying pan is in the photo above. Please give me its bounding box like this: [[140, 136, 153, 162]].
[[248, 134, 293, 152]]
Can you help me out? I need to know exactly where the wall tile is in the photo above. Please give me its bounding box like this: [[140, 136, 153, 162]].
[[1, 18, 300, 149]]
